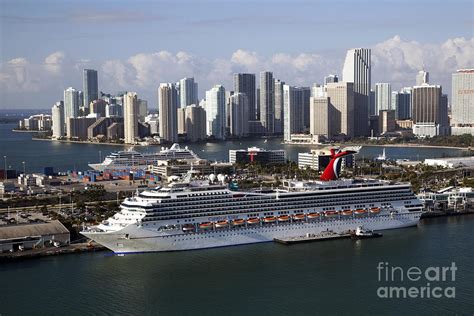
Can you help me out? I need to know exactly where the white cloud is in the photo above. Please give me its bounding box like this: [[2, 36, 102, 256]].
[[1, 36, 472, 108]]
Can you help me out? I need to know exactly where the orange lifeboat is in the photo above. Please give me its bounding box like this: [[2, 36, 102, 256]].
[[182, 224, 195, 232], [232, 219, 245, 226], [354, 209, 366, 215], [247, 217, 260, 225], [293, 213, 305, 221], [199, 222, 213, 230], [277, 215, 290, 222], [324, 210, 338, 217], [215, 220, 229, 228], [341, 210, 353, 216], [370, 207, 381, 214], [307, 213, 321, 219], [263, 216, 277, 223]]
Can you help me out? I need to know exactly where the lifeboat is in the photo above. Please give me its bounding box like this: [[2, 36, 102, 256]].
[[354, 209, 366, 215], [293, 213, 305, 221], [199, 222, 213, 230], [247, 217, 260, 225], [324, 210, 338, 217], [307, 213, 321, 219], [277, 215, 290, 222], [182, 224, 195, 232], [370, 207, 381, 214], [341, 210, 353, 216], [215, 220, 229, 228], [232, 219, 245, 226], [263, 216, 277, 223]]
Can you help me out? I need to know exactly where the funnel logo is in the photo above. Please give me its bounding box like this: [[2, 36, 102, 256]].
[[320, 148, 357, 181]]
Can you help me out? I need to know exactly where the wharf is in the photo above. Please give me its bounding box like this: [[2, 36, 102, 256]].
[[0, 241, 106, 262], [274, 230, 352, 244]]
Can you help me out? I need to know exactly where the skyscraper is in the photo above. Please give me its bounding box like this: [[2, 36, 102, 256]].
[[233, 73, 256, 121], [179, 77, 198, 108], [326, 82, 354, 138], [412, 84, 449, 136], [274, 79, 285, 134], [205, 85, 226, 140], [123, 92, 138, 144], [64, 87, 80, 120], [392, 89, 411, 120], [83, 69, 98, 108], [375, 83, 392, 113], [51, 101, 64, 139], [301, 87, 311, 131], [342, 48, 371, 136], [229, 93, 249, 137], [283, 85, 306, 141], [416, 70, 429, 86], [158, 83, 179, 143], [310, 97, 332, 138], [185, 105, 206, 142], [451, 69, 474, 135], [260, 71, 275, 134]]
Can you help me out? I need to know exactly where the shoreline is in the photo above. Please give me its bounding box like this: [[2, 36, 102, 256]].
[[32, 137, 473, 151]]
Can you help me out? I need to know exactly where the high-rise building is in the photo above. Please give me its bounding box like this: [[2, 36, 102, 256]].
[[233, 73, 256, 121], [158, 83, 179, 143], [274, 79, 285, 134], [138, 99, 148, 121], [90, 99, 107, 118], [451, 69, 474, 135], [412, 84, 449, 136], [326, 82, 354, 138], [324, 74, 338, 85], [392, 89, 412, 120], [83, 69, 98, 108], [301, 87, 311, 130], [311, 84, 326, 98], [342, 48, 371, 136], [64, 87, 80, 120], [416, 70, 429, 86], [123, 92, 138, 144], [375, 83, 391, 113], [185, 105, 206, 142], [310, 97, 332, 138], [177, 108, 186, 135], [51, 101, 64, 139], [259, 71, 274, 134], [369, 89, 376, 116], [283, 85, 306, 141], [205, 85, 226, 140], [229, 93, 249, 137], [179, 77, 198, 108], [378, 110, 396, 134]]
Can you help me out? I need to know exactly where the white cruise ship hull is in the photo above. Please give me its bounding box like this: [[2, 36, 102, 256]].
[[82, 211, 422, 254]]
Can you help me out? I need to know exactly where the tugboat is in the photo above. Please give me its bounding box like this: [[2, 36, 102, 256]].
[[351, 226, 383, 239]]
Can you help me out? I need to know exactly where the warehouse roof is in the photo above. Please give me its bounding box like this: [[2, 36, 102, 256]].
[[0, 220, 69, 240]]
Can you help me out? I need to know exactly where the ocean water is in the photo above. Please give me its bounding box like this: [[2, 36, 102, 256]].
[[0, 215, 473, 315]]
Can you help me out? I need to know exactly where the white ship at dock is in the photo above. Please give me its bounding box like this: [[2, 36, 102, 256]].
[[81, 176, 424, 253]]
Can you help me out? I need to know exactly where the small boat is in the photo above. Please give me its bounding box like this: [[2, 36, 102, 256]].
[[354, 209, 366, 215], [199, 222, 213, 230], [293, 213, 305, 221], [351, 226, 383, 239], [277, 215, 290, 222], [369, 207, 381, 214], [307, 213, 321, 219], [232, 219, 245, 226], [53, 241, 61, 247], [247, 218, 260, 225], [182, 224, 195, 232], [215, 220, 229, 228], [324, 210, 338, 217], [341, 210, 353, 216], [263, 216, 277, 223]]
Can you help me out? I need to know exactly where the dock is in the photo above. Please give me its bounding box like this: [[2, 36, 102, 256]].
[[274, 230, 352, 244]]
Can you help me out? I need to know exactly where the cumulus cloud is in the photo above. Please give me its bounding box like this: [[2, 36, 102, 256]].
[[1, 36, 472, 108]]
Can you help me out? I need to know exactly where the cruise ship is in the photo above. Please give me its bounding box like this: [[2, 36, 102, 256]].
[[88, 143, 199, 171], [81, 149, 424, 253]]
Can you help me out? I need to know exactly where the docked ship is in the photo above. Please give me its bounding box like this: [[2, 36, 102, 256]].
[[88, 143, 199, 171], [81, 148, 424, 253]]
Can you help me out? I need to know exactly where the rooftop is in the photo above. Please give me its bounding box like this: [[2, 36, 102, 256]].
[[0, 220, 69, 240]]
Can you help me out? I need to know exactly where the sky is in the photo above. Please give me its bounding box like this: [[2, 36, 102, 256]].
[[0, 0, 473, 109]]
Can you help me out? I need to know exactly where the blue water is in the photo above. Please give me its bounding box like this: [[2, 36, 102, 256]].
[[0, 123, 471, 173]]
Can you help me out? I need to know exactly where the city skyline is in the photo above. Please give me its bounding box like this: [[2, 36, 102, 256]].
[[0, 0, 472, 109]]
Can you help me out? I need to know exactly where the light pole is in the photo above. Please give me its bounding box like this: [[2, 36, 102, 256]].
[[3, 156, 6, 181], [99, 150, 102, 162], [22, 161, 26, 175]]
